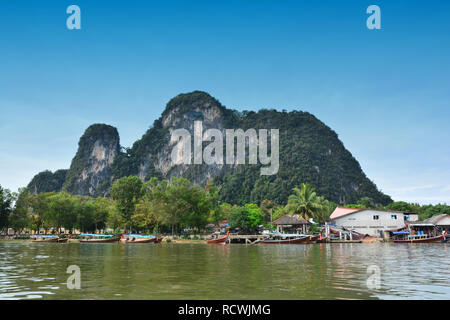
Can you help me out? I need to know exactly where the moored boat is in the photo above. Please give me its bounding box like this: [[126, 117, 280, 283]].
[[56, 234, 71, 243], [206, 235, 228, 244], [259, 235, 309, 244], [393, 234, 444, 243], [78, 234, 120, 243], [121, 234, 156, 243], [307, 234, 321, 243], [206, 231, 229, 244], [31, 235, 59, 243], [316, 235, 329, 243]]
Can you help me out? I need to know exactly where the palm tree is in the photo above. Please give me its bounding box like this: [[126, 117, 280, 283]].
[[286, 183, 324, 221], [315, 196, 336, 223]]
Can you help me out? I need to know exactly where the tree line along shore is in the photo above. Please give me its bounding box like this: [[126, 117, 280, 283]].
[[1, 176, 449, 238]]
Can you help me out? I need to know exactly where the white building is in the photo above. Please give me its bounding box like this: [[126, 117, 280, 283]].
[[330, 207, 419, 237]]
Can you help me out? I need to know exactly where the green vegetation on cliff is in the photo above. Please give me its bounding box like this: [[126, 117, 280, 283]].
[[214, 109, 392, 206], [27, 170, 67, 194]]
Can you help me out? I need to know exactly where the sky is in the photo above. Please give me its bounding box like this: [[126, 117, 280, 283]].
[[0, 0, 449, 204]]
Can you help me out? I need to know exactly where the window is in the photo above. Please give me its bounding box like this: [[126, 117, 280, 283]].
[[404, 214, 410, 221], [373, 215, 379, 220], [391, 215, 397, 220]]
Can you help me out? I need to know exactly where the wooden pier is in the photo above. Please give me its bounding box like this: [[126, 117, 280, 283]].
[[228, 234, 269, 244]]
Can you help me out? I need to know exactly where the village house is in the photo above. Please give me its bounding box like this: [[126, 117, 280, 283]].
[[330, 207, 419, 237], [410, 214, 450, 236], [273, 214, 310, 234]]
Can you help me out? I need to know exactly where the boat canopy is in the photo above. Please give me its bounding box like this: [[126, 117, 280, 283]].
[[124, 234, 156, 238], [81, 234, 114, 238], [277, 233, 308, 238], [32, 235, 58, 238]]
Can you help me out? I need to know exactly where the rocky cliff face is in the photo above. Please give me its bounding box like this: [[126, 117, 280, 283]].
[[61, 124, 120, 197], [28, 91, 393, 205], [132, 91, 235, 185]]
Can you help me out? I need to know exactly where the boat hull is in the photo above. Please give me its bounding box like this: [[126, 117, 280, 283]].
[[259, 236, 309, 244], [32, 238, 59, 243], [316, 235, 329, 243], [79, 237, 120, 243], [393, 235, 444, 243], [307, 235, 321, 243], [122, 237, 156, 244], [206, 236, 228, 244]]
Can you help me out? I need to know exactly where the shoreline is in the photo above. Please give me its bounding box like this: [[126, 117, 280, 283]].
[[0, 238, 209, 244], [0, 238, 397, 244]]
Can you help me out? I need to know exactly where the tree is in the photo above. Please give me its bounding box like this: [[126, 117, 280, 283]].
[[357, 197, 374, 208], [145, 178, 178, 234], [132, 197, 159, 232], [179, 184, 211, 231], [75, 198, 95, 233], [384, 201, 420, 213], [260, 199, 277, 224], [344, 204, 365, 209], [29, 192, 55, 233], [92, 197, 111, 232], [151, 177, 210, 233], [107, 206, 123, 231], [419, 204, 450, 221], [230, 204, 264, 233], [206, 182, 222, 224], [285, 183, 324, 221], [0, 185, 15, 233], [111, 176, 144, 231], [137, 177, 226, 234], [9, 188, 31, 233], [47, 192, 77, 233], [214, 203, 233, 223], [315, 197, 337, 223], [272, 205, 289, 222]]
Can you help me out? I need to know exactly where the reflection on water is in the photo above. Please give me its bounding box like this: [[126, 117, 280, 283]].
[[0, 242, 448, 300]]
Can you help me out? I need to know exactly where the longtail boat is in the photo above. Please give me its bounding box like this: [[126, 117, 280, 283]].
[[55, 234, 71, 243], [316, 235, 329, 243], [31, 235, 59, 243], [259, 235, 309, 244], [121, 234, 156, 244], [206, 231, 229, 244], [155, 236, 164, 243], [393, 234, 444, 243], [78, 234, 120, 243], [307, 234, 321, 243]]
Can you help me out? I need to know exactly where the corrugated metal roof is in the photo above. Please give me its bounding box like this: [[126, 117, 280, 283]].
[[273, 214, 309, 225], [424, 214, 450, 225], [330, 207, 418, 220], [329, 207, 361, 220]]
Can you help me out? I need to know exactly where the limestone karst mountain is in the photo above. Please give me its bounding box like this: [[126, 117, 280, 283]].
[[28, 91, 392, 206]]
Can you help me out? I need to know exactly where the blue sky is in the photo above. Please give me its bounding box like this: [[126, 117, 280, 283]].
[[0, 0, 449, 204]]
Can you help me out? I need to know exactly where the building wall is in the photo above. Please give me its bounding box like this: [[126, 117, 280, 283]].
[[406, 213, 419, 222], [332, 210, 407, 236]]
